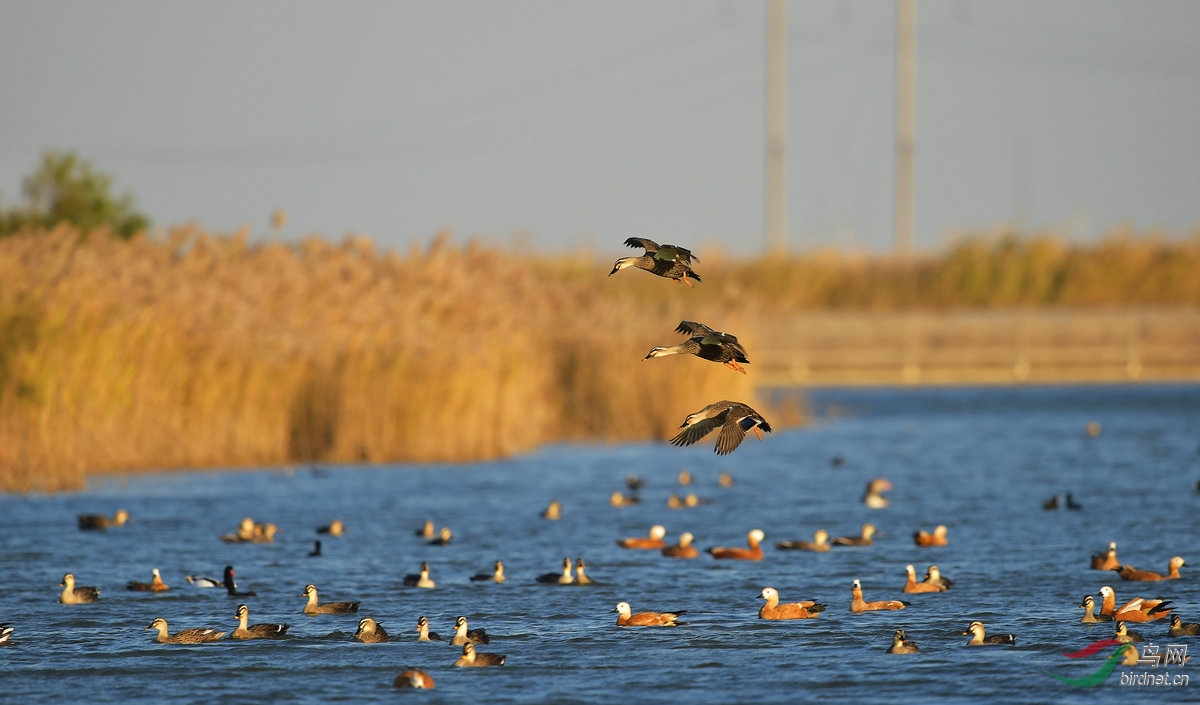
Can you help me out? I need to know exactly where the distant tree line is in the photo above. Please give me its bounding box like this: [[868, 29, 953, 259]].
[[0, 150, 149, 239]]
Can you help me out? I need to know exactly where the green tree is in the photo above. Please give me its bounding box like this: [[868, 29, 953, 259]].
[[0, 150, 149, 238]]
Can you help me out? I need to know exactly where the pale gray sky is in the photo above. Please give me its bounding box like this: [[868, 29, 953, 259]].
[[2, 1, 1199, 255]]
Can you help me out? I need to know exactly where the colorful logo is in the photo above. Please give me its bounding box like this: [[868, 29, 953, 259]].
[[1047, 639, 1191, 688]]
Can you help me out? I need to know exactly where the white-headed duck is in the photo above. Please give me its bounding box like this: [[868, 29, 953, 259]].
[[612, 601, 686, 627], [354, 617, 389, 643], [541, 500, 562, 520], [887, 628, 920, 654], [1079, 595, 1114, 623], [1097, 585, 1171, 622], [145, 617, 225, 644], [775, 529, 831, 552], [1091, 541, 1120, 570], [454, 643, 506, 667], [232, 603, 289, 639], [963, 620, 1015, 645], [536, 558, 575, 585], [662, 532, 699, 559], [301, 584, 360, 615], [126, 568, 169, 592], [471, 561, 506, 583], [77, 509, 128, 531], [706, 529, 765, 561], [1113, 621, 1144, 644], [913, 525, 948, 547], [831, 523, 876, 547], [59, 573, 100, 604], [758, 587, 825, 620], [415, 615, 440, 642], [903, 564, 946, 594], [863, 478, 892, 508], [451, 616, 489, 645], [394, 669, 435, 689], [850, 579, 908, 613], [316, 519, 344, 537], [618, 525, 667, 550], [1168, 614, 1200, 637], [403, 562, 435, 589], [1116, 556, 1185, 581]]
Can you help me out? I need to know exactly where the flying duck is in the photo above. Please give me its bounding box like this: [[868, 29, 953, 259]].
[[643, 321, 750, 374], [670, 401, 771, 455], [609, 237, 700, 287]]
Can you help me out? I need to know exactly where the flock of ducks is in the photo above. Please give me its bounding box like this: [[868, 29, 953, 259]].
[[21, 240, 1200, 692]]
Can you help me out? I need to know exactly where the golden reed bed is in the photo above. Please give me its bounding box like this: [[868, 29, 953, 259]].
[[2, 224, 1198, 492]]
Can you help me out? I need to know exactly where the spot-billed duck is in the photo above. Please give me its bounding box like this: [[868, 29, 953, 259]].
[[454, 643, 507, 667], [536, 558, 575, 584], [126, 568, 169, 592], [251, 523, 278, 543], [626, 474, 644, 491], [718, 471, 735, 487], [301, 584, 360, 615], [1116, 642, 1190, 667], [451, 616, 489, 645], [922, 565, 954, 589], [541, 500, 562, 520], [309, 540, 322, 557], [1091, 541, 1120, 570], [416, 616, 440, 642], [667, 492, 709, 509], [1116, 556, 1185, 581], [610, 491, 640, 507], [77, 509, 128, 531], [758, 587, 826, 620], [963, 620, 1015, 645], [394, 669, 435, 689], [1096, 585, 1171, 622], [831, 523, 876, 547], [471, 561, 506, 583], [1065, 492, 1083, 510], [903, 564, 946, 594], [863, 478, 892, 508], [232, 603, 289, 639], [145, 617, 226, 644], [609, 237, 700, 287], [59, 573, 100, 604], [850, 579, 908, 613], [612, 601, 686, 627], [776, 529, 831, 552], [574, 558, 595, 585], [887, 629, 920, 654], [0, 624, 11, 644], [670, 401, 771, 455], [643, 320, 750, 374], [1168, 614, 1200, 637], [706, 529, 765, 560], [662, 532, 699, 559], [403, 562, 435, 589], [618, 525, 667, 550], [1079, 595, 1114, 623], [354, 617, 389, 643], [1042, 495, 1060, 510], [316, 519, 344, 536], [913, 525, 948, 547], [415, 519, 435, 539], [1113, 621, 1144, 644], [428, 527, 453, 546]]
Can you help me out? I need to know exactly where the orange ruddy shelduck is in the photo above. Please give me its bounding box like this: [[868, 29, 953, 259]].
[[1090, 541, 1120, 570], [913, 525, 948, 547], [757, 587, 826, 620], [850, 579, 909, 613], [612, 601, 686, 627], [1116, 556, 1185, 581], [775, 529, 831, 552], [1096, 585, 1172, 622], [393, 669, 435, 689], [902, 564, 946, 594], [831, 523, 876, 547], [661, 532, 699, 559], [618, 525, 667, 550], [863, 478, 892, 508], [706, 529, 765, 560]]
